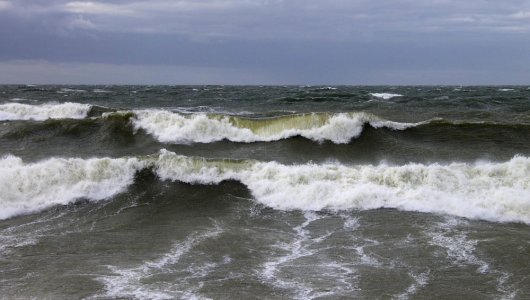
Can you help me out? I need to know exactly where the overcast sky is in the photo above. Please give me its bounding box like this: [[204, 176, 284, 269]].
[[1, 0, 530, 84]]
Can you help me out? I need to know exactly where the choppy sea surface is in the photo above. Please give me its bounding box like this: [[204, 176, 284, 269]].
[[0, 85, 529, 299]]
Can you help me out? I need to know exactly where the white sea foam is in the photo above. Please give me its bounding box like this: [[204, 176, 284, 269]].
[[0, 211, 75, 256], [259, 212, 357, 299], [3, 151, 530, 224], [155, 151, 530, 224], [394, 271, 430, 300], [132, 110, 415, 144], [0, 155, 143, 220], [370, 93, 403, 100], [0, 102, 91, 121], [428, 218, 487, 271], [428, 217, 518, 298], [99, 224, 223, 300], [355, 243, 382, 266], [498, 89, 515, 92], [261, 212, 319, 298]]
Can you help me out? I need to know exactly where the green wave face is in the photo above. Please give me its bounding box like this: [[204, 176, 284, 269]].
[[226, 113, 334, 135], [131, 110, 413, 144]]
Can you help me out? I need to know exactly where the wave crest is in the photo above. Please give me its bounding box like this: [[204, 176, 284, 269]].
[[132, 111, 415, 144], [2, 151, 529, 224], [0, 102, 91, 121], [0, 155, 143, 219], [370, 93, 403, 100], [154, 151, 530, 224]]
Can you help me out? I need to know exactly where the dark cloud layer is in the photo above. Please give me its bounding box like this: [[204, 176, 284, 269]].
[[1, 0, 529, 84]]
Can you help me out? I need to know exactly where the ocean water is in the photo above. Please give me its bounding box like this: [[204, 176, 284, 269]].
[[0, 85, 529, 299]]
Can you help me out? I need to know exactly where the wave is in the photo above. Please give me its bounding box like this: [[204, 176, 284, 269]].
[[93, 89, 112, 93], [58, 88, 87, 93], [8, 98, 37, 103], [131, 111, 416, 144], [370, 93, 403, 100], [0, 102, 92, 121], [2, 150, 529, 224], [2, 103, 530, 146], [0, 155, 142, 220]]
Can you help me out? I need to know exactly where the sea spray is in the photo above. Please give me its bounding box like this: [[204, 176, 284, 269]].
[[2, 150, 528, 223], [132, 111, 416, 144], [155, 151, 530, 223], [370, 93, 403, 100], [0, 102, 92, 121], [0, 155, 143, 219]]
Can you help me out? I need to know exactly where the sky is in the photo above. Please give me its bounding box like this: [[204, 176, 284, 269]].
[[0, 0, 530, 84]]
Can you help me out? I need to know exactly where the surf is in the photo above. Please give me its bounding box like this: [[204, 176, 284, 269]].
[[131, 110, 416, 144], [1, 150, 529, 224], [0, 102, 92, 121]]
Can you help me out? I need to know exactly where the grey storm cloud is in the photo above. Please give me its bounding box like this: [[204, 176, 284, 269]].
[[1, 0, 530, 84], [3, 0, 530, 38]]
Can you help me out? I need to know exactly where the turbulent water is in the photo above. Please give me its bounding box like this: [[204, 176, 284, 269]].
[[0, 85, 529, 299]]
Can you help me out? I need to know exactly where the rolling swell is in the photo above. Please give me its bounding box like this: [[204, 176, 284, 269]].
[[130, 110, 416, 144], [107, 110, 530, 146], [1, 150, 529, 224], [1, 113, 136, 143], [2, 101, 530, 145], [1, 108, 530, 164], [4, 110, 530, 142]]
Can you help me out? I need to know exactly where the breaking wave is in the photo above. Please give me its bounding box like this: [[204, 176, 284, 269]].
[[4, 103, 530, 146], [131, 110, 416, 144], [370, 93, 403, 100], [0, 102, 92, 121], [1, 150, 529, 224], [0, 155, 142, 219]]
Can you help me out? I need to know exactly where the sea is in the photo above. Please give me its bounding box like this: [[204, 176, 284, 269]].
[[0, 85, 529, 299]]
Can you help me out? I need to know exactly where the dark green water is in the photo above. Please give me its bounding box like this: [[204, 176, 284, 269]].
[[0, 85, 529, 299]]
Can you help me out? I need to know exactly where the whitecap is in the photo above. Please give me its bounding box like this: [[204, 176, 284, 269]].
[[0, 102, 91, 121], [370, 93, 403, 100], [3, 151, 530, 224], [0, 155, 143, 219], [155, 151, 530, 224], [132, 111, 415, 144]]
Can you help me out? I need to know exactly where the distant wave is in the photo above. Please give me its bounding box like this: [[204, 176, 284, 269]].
[[0, 102, 91, 121], [131, 110, 416, 144], [58, 88, 87, 93], [93, 89, 112, 93], [1, 150, 529, 224], [8, 98, 37, 103], [3, 102, 530, 145], [370, 93, 403, 100]]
